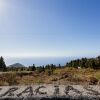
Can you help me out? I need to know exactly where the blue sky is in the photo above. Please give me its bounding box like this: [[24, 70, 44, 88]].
[[0, 0, 100, 58]]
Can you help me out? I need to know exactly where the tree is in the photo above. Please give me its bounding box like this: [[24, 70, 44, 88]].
[[58, 64, 61, 68], [79, 58, 87, 68], [36, 66, 45, 73], [0, 56, 7, 71], [32, 64, 36, 71], [28, 64, 36, 71]]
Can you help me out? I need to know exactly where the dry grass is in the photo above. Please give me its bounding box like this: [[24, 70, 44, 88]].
[[0, 68, 100, 86]]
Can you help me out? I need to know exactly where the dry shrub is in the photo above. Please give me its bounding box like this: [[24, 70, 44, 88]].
[[50, 76, 58, 81], [0, 80, 8, 86], [94, 71, 100, 80], [67, 75, 82, 83], [16, 71, 33, 77], [88, 77, 98, 85], [36, 79, 44, 84], [2, 73, 18, 85], [59, 73, 70, 80], [44, 70, 53, 76]]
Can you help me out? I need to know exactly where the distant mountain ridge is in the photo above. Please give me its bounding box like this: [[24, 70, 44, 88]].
[[8, 63, 25, 67]]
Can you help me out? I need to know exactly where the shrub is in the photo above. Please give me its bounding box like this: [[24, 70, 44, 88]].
[[50, 77, 58, 81], [2, 73, 18, 85], [16, 71, 33, 77], [45, 70, 53, 76], [0, 80, 8, 86], [36, 79, 44, 84], [88, 77, 98, 85], [59, 73, 69, 80]]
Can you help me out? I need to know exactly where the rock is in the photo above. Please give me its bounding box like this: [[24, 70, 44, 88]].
[[0, 85, 100, 99]]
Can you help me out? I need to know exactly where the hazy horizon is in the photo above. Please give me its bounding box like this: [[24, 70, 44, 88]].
[[5, 57, 70, 66], [5, 55, 99, 66]]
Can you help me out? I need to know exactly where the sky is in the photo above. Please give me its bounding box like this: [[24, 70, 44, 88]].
[[0, 0, 100, 58]]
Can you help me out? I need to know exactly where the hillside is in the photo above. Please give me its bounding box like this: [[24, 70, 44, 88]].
[[8, 63, 25, 68], [0, 67, 100, 86]]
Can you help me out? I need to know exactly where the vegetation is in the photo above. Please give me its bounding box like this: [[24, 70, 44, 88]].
[[1, 56, 100, 72], [0, 56, 7, 71], [0, 68, 99, 86], [66, 56, 100, 69], [0, 56, 100, 86]]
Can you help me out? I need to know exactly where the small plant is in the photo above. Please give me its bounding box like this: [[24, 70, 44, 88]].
[[47, 70, 53, 76], [37, 79, 44, 84], [88, 77, 98, 85], [16, 71, 33, 77], [51, 77, 58, 81], [0, 80, 8, 86]]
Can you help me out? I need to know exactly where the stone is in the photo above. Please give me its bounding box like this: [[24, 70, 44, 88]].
[[0, 85, 99, 99]]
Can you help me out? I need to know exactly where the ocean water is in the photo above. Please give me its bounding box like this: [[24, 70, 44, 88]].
[[4, 57, 77, 67]]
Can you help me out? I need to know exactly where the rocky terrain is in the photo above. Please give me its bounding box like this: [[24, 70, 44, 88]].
[[0, 85, 100, 100]]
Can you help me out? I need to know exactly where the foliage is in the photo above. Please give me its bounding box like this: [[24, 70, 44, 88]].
[[0, 56, 7, 71], [2, 73, 18, 85], [66, 56, 100, 69], [88, 77, 98, 85]]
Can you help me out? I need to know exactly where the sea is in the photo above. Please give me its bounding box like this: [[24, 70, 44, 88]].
[[4, 57, 78, 67]]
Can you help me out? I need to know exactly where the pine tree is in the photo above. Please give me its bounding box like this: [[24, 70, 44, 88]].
[[0, 56, 7, 71], [32, 64, 36, 71]]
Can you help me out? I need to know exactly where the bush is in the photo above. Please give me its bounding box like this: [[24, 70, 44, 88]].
[[2, 73, 18, 85], [0, 80, 8, 86], [47, 70, 53, 76], [50, 77, 58, 81], [59, 73, 69, 80], [88, 77, 98, 85], [16, 71, 33, 77]]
